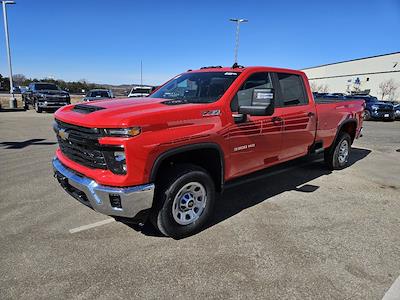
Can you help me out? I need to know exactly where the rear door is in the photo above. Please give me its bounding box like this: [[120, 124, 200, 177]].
[[227, 72, 283, 177], [274, 73, 316, 160]]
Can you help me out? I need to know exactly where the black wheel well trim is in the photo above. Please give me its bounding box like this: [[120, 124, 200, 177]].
[[335, 118, 358, 144], [149, 142, 225, 189]]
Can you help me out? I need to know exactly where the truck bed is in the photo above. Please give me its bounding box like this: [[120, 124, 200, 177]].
[[315, 98, 364, 149]]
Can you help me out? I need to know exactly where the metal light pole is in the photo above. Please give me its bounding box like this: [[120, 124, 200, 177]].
[[229, 18, 248, 65], [1, 0, 16, 108], [140, 60, 143, 86]]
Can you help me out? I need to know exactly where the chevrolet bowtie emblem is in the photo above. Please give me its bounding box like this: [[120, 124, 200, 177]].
[[58, 129, 69, 140]]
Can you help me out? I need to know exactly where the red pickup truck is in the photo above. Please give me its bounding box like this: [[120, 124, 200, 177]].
[[53, 66, 364, 238]]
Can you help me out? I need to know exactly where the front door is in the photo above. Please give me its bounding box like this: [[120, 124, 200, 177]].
[[227, 72, 283, 178]]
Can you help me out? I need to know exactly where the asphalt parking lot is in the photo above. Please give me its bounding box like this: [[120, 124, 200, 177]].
[[1, 110, 399, 299]]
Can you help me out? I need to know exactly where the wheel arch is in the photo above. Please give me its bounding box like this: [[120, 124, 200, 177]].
[[336, 118, 358, 144], [149, 143, 225, 192]]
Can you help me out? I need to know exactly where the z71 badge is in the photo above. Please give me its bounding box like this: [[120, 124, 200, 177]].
[[202, 110, 221, 117]]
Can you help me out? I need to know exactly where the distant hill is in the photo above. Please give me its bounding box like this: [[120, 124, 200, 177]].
[[96, 83, 155, 96]]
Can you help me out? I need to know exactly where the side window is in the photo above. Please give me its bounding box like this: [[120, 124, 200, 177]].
[[231, 72, 272, 112], [277, 73, 308, 106]]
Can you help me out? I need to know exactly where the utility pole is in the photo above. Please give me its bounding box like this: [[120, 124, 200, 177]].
[[1, 0, 16, 108], [140, 60, 143, 86], [229, 18, 248, 65]]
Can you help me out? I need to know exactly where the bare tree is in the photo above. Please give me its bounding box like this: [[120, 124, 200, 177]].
[[12, 74, 27, 86], [379, 79, 398, 100], [310, 81, 329, 93], [78, 78, 89, 84], [319, 84, 329, 93]]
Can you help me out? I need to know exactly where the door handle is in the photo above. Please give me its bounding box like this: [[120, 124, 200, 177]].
[[272, 116, 283, 123], [308, 112, 315, 117]]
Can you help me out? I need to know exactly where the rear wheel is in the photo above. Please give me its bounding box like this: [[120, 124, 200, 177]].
[[150, 164, 215, 239], [324, 132, 351, 170]]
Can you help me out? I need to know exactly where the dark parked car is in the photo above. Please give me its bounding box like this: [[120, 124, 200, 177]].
[[394, 103, 400, 119], [347, 95, 395, 121], [83, 89, 114, 102], [22, 82, 70, 113], [313, 93, 349, 101]]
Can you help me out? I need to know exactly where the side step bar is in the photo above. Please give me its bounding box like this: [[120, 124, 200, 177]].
[[309, 140, 324, 154]]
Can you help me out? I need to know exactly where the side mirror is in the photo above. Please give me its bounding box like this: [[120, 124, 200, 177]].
[[238, 88, 275, 116]]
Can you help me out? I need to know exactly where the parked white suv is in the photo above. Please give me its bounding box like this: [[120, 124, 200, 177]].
[[128, 86, 153, 97]]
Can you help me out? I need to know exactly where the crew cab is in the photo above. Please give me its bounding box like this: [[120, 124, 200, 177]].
[[52, 66, 364, 238], [23, 82, 71, 113]]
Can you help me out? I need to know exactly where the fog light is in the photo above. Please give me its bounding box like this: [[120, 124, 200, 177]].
[[109, 194, 122, 209], [114, 151, 127, 172], [103, 149, 127, 175]]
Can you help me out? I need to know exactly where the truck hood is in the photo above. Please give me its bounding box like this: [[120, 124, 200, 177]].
[[54, 97, 207, 128], [371, 101, 394, 109], [37, 90, 69, 96]]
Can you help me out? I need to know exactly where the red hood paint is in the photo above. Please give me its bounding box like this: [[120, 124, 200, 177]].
[[55, 97, 204, 128]]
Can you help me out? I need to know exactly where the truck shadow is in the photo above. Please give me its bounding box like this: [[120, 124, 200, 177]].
[[0, 139, 57, 149], [131, 147, 371, 238], [206, 147, 371, 232]]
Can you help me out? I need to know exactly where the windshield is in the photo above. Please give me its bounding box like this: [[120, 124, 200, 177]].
[[150, 72, 239, 103], [89, 90, 110, 98], [35, 83, 59, 91], [131, 88, 151, 94]]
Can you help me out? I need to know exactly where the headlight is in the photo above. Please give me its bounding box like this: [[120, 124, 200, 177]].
[[103, 127, 141, 137], [371, 105, 379, 110], [37, 93, 46, 99], [103, 150, 126, 175]]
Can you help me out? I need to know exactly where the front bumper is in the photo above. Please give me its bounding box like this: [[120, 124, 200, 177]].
[[371, 110, 395, 120], [38, 101, 69, 108], [52, 157, 154, 218]]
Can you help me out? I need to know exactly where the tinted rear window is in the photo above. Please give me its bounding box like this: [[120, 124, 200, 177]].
[[277, 73, 307, 106]]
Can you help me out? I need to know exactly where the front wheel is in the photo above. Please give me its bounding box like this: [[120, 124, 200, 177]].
[[22, 96, 29, 110], [324, 132, 351, 170], [363, 110, 371, 121], [150, 164, 215, 239], [34, 101, 42, 113]]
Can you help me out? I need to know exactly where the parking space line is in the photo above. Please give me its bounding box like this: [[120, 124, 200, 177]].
[[382, 275, 400, 300], [69, 218, 115, 234]]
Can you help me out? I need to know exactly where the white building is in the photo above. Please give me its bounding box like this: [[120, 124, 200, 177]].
[[302, 52, 400, 100]]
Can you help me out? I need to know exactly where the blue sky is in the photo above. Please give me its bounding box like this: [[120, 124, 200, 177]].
[[0, 0, 399, 85]]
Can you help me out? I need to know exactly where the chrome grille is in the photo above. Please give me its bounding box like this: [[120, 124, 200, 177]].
[[55, 120, 107, 169]]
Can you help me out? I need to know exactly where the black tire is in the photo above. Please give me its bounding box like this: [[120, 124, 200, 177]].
[[363, 110, 371, 121], [150, 164, 215, 239], [324, 132, 351, 170], [22, 96, 28, 110], [34, 101, 42, 113]]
